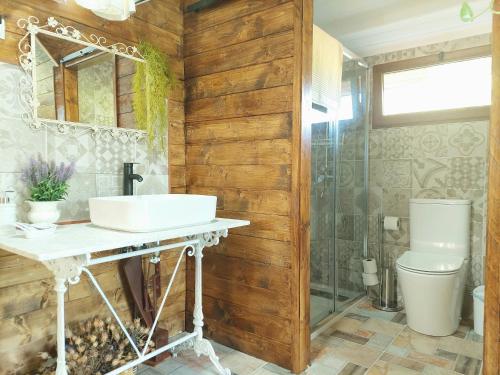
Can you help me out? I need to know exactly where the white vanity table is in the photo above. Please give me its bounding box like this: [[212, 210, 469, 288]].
[[0, 218, 249, 375]]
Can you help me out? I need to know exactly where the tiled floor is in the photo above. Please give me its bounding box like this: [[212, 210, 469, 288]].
[[140, 298, 483, 375]]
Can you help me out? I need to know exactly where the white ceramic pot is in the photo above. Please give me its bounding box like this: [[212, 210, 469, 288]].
[[26, 201, 61, 224]]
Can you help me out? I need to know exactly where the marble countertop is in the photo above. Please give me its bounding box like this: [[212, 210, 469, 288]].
[[0, 218, 249, 262]]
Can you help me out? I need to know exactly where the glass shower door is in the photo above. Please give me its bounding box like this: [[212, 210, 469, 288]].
[[334, 59, 369, 313], [310, 56, 369, 327]]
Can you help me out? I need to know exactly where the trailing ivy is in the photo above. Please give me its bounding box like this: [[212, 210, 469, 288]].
[[133, 41, 175, 150]]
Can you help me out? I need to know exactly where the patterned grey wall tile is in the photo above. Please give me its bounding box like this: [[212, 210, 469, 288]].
[[95, 134, 137, 174], [0, 172, 29, 221], [368, 186, 382, 216], [136, 174, 168, 195], [337, 188, 355, 215], [448, 122, 488, 157], [369, 159, 384, 187], [47, 131, 96, 174], [471, 221, 484, 257], [336, 214, 355, 241], [446, 188, 485, 223], [382, 160, 412, 188], [354, 215, 366, 242], [412, 158, 448, 189], [0, 63, 27, 119], [354, 160, 366, 188], [383, 218, 410, 247], [382, 127, 412, 159], [0, 117, 45, 173], [382, 188, 411, 218], [367, 215, 379, 244], [340, 129, 357, 161], [338, 161, 355, 188], [411, 124, 447, 157], [411, 188, 446, 199], [383, 244, 410, 268], [354, 187, 367, 215], [96, 174, 123, 197], [59, 173, 96, 221], [447, 157, 486, 190], [469, 255, 483, 288], [369, 130, 383, 159]]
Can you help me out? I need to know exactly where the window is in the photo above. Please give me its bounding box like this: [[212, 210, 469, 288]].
[[372, 46, 491, 128]]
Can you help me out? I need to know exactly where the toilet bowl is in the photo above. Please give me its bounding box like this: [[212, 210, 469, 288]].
[[396, 199, 471, 336], [397, 251, 467, 336]]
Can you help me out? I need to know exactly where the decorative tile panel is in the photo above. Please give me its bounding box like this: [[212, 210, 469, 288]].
[[447, 157, 485, 190], [412, 158, 448, 189], [382, 128, 412, 159], [411, 125, 447, 157], [448, 122, 488, 157], [382, 160, 412, 188]]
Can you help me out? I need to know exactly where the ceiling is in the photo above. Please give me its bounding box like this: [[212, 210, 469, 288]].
[[314, 0, 492, 57]]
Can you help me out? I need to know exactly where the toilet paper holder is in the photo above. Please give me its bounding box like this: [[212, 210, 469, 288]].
[[373, 213, 403, 312]]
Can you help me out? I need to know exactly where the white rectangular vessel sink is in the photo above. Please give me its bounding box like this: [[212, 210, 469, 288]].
[[89, 194, 217, 232]]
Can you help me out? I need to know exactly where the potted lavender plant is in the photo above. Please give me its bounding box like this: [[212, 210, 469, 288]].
[[21, 154, 75, 224]]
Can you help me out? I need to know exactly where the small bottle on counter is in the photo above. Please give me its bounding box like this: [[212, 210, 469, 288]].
[[0, 189, 16, 237]]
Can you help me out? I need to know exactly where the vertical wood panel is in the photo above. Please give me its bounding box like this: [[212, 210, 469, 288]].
[[484, 3, 500, 374], [184, 0, 310, 371]]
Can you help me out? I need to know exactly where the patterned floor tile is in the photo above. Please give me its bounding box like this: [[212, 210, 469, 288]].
[[453, 355, 482, 375], [135, 299, 483, 375]]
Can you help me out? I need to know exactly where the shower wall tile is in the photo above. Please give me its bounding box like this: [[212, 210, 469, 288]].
[[369, 130, 384, 159], [368, 187, 382, 216]]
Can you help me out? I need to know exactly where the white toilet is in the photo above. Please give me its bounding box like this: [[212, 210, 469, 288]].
[[396, 198, 471, 336]]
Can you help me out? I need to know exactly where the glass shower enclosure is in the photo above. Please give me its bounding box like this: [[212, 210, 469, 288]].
[[310, 55, 370, 328]]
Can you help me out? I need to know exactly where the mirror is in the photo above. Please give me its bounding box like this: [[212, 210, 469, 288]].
[[35, 34, 117, 126], [18, 16, 145, 135]]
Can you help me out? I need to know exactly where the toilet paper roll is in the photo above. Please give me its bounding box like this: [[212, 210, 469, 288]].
[[362, 272, 379, 286], [362, 258, 377, 274], [384, 216, 400, 231]]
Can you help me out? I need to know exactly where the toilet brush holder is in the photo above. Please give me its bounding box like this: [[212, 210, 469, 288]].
[[373, 267, 403, 312]]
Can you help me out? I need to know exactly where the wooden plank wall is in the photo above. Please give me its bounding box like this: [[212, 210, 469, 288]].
[[0, 1, 186, 373], [484, 2, 500, 374], [183, 1, 311, 371]]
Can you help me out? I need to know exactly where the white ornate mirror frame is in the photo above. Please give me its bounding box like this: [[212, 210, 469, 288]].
[[17, 16, 146, 141]]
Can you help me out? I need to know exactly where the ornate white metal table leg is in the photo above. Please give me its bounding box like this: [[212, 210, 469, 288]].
[[189, 232, 231, 375], [43, 256, 86, 375], [54, 277, 68, 375]]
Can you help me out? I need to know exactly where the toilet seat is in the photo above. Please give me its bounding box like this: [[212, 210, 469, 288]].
[[396, 251, 464, 275]]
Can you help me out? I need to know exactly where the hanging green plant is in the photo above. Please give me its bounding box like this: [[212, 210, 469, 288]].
[[133, 41, 175, 150]]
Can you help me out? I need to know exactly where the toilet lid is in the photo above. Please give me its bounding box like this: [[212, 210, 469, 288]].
[[397, 251, 464, 274]]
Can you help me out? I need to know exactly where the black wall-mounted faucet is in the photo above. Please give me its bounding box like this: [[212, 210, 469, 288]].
[[123, 163, 143, 196]]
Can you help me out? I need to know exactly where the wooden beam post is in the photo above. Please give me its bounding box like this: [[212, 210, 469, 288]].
[[484, 1, 500, 374]]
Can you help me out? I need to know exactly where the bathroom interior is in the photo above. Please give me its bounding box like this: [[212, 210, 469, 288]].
[[0, 0, 498, 375]]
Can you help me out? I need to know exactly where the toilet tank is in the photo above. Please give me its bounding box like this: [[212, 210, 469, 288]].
[[410, 199, 471, 258]]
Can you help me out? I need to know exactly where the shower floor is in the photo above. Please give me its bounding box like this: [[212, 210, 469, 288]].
[[310, 290, 360, 328]]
